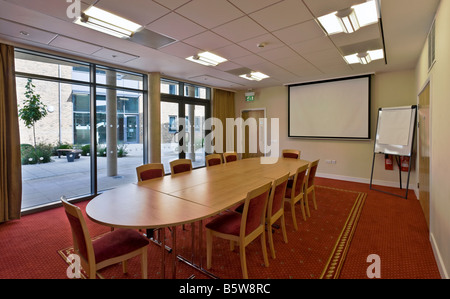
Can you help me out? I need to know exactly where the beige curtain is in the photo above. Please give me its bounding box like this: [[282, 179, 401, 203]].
[[0, 44, 22, 222], [212, 89, 235, 154]]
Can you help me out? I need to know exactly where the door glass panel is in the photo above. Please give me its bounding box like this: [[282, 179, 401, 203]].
[[185, 104, 206, 169], [161, 102, 180, 174], [96, 85, 144, 191], [18, 78, 91, 210]]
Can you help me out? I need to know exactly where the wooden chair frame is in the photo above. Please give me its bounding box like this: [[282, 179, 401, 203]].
[[305, 159, 320, 214], [266, 172, 290, 259], [136, 163, 165, 182], [170, 159, 192, 174], [61, 197, 148, 279], [223, 152, 238, 163], [282, 149, 301, 159], [205, 154, 222, 167], [206, 181, 272, 279], [284, 164, 309, 231]]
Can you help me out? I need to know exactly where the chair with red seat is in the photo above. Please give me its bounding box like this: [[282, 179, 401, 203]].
[[170, 159, 192, 175], [223, 152, 238, 163], [136, 163, 165, 182], [205, 154, 222, 167], [284, 164, 309, 231], [61, 196, 149, 279], [266, 172, 290, 259], [305, 159, 320, 212], [206, 181, 272, 279], [282, 149, 301, 159]]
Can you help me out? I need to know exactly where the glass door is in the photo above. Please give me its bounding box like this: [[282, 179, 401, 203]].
[[161, 101, 209, 173]]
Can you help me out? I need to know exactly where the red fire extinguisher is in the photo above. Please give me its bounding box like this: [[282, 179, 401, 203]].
[[385, 154, 393, 170], [401, 156, 410, 172]]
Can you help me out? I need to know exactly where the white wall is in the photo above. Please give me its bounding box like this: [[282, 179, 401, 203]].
[[416, 0, 450, 279], [234, 70, 417, 188]]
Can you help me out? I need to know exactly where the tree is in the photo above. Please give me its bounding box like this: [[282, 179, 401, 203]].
[[18, 79, 48, 147]]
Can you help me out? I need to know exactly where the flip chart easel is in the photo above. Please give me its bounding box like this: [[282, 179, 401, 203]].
[[370, 105, 417, 199]]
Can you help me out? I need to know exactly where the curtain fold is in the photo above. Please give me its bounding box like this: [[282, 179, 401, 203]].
[[212, 89, 235, 154], [0, 43, 22, 222]]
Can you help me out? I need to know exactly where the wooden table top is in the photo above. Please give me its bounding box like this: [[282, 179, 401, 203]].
[[86, 158, 309, 229]]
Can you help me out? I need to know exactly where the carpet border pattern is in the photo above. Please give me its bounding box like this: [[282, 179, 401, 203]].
[[318, 186, 367, 279]]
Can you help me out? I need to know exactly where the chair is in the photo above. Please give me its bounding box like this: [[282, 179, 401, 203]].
[[136, 163, 164, 182], [282, 149, 301, 159], [284, 164, 309, 231], [206, 181, 272, 279], [205, 154, 222, 167], [61, 197, 149, 279], [223, 152, 238, 163], [170, 159, 192, 174], [305, 160, 320, 213], [266, 172, 290, 259]]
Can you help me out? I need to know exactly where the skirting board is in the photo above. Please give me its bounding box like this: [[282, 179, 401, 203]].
[[317, 172, 419, 199], [431, 233, 449, 279]]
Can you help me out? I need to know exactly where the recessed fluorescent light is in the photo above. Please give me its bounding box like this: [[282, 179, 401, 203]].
[[239, 72, 270, 81], [344, 49, 384, 64], [186, 51, 227, 66], [74, 6, 142, 39], [317, 0, 379, 35]]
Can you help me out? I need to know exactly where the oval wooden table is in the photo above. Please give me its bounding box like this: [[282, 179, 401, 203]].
[[86, 157, 310, 278]]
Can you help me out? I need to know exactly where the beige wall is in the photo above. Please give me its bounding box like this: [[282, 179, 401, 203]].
[[416, 0, 450, 279], [234, 70, 417, 187]]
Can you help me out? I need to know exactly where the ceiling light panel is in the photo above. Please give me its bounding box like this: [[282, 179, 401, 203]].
[[317, 0, 379, 35], [186, 51, 227, 66]]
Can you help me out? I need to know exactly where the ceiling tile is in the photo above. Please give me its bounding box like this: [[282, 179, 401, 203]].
[[213, 44, 252, 60], [183, 31, 232, 51], [273, 20, 325, 45], [290, 36, 336, 55], [238, 33, 284, 54], [152, 0, 192, 10], [249, 0, 314, 31], [0, 19, 57, 44], [96, 0, 170, 26], [49, 35, 102, 55], [158, 42, 200, 59], [175, 0, 244, 29], [146, 12, 206, 41], [92, 48, 139, 63], [232, 54, 267, 68], [330, 24, 381, 48], [258, 46, 299, 61], [227, 0, 283, 14], [212, 16, 268, 43]]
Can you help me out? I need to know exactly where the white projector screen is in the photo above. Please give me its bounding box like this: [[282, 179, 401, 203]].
[[288, 75, 371, 139]]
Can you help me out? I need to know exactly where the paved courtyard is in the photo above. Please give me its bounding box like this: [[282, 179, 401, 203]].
[[21, 145, 205, 211]]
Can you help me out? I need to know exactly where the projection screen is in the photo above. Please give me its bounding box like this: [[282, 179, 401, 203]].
[[288, 75, 371, 139]]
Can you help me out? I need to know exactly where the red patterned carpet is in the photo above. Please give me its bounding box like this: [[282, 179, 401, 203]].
[[0, 178, 441, 279]]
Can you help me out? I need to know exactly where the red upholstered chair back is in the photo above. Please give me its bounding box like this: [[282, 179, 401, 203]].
[[241, 182, 272, 236], [170, 159, 192, 175], [206, 154, 222, 167], [282, 149, 300, 159], [136, 163, 164, 182], [61, 197, 93, 264], [294, 167, 308, 197], [307, 160, 319, 188], [269, 173, 290, 216], [223, 152, 238, 163]]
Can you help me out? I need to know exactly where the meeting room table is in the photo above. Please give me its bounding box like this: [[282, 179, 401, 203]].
[[86, 157, 310, 279]]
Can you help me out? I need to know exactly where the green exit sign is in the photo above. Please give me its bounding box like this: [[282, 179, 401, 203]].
[[245, 92, 255, 102]]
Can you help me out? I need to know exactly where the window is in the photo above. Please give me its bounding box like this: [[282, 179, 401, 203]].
[[15, 49, 147, 212], [160, 78, 211, 173]]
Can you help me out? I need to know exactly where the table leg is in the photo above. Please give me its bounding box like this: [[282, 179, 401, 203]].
[[160, 228, 165, 279], [172, 226, 177, 279]]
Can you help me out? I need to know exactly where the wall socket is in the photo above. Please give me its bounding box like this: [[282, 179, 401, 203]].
[[326, 160, 337, 164]]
